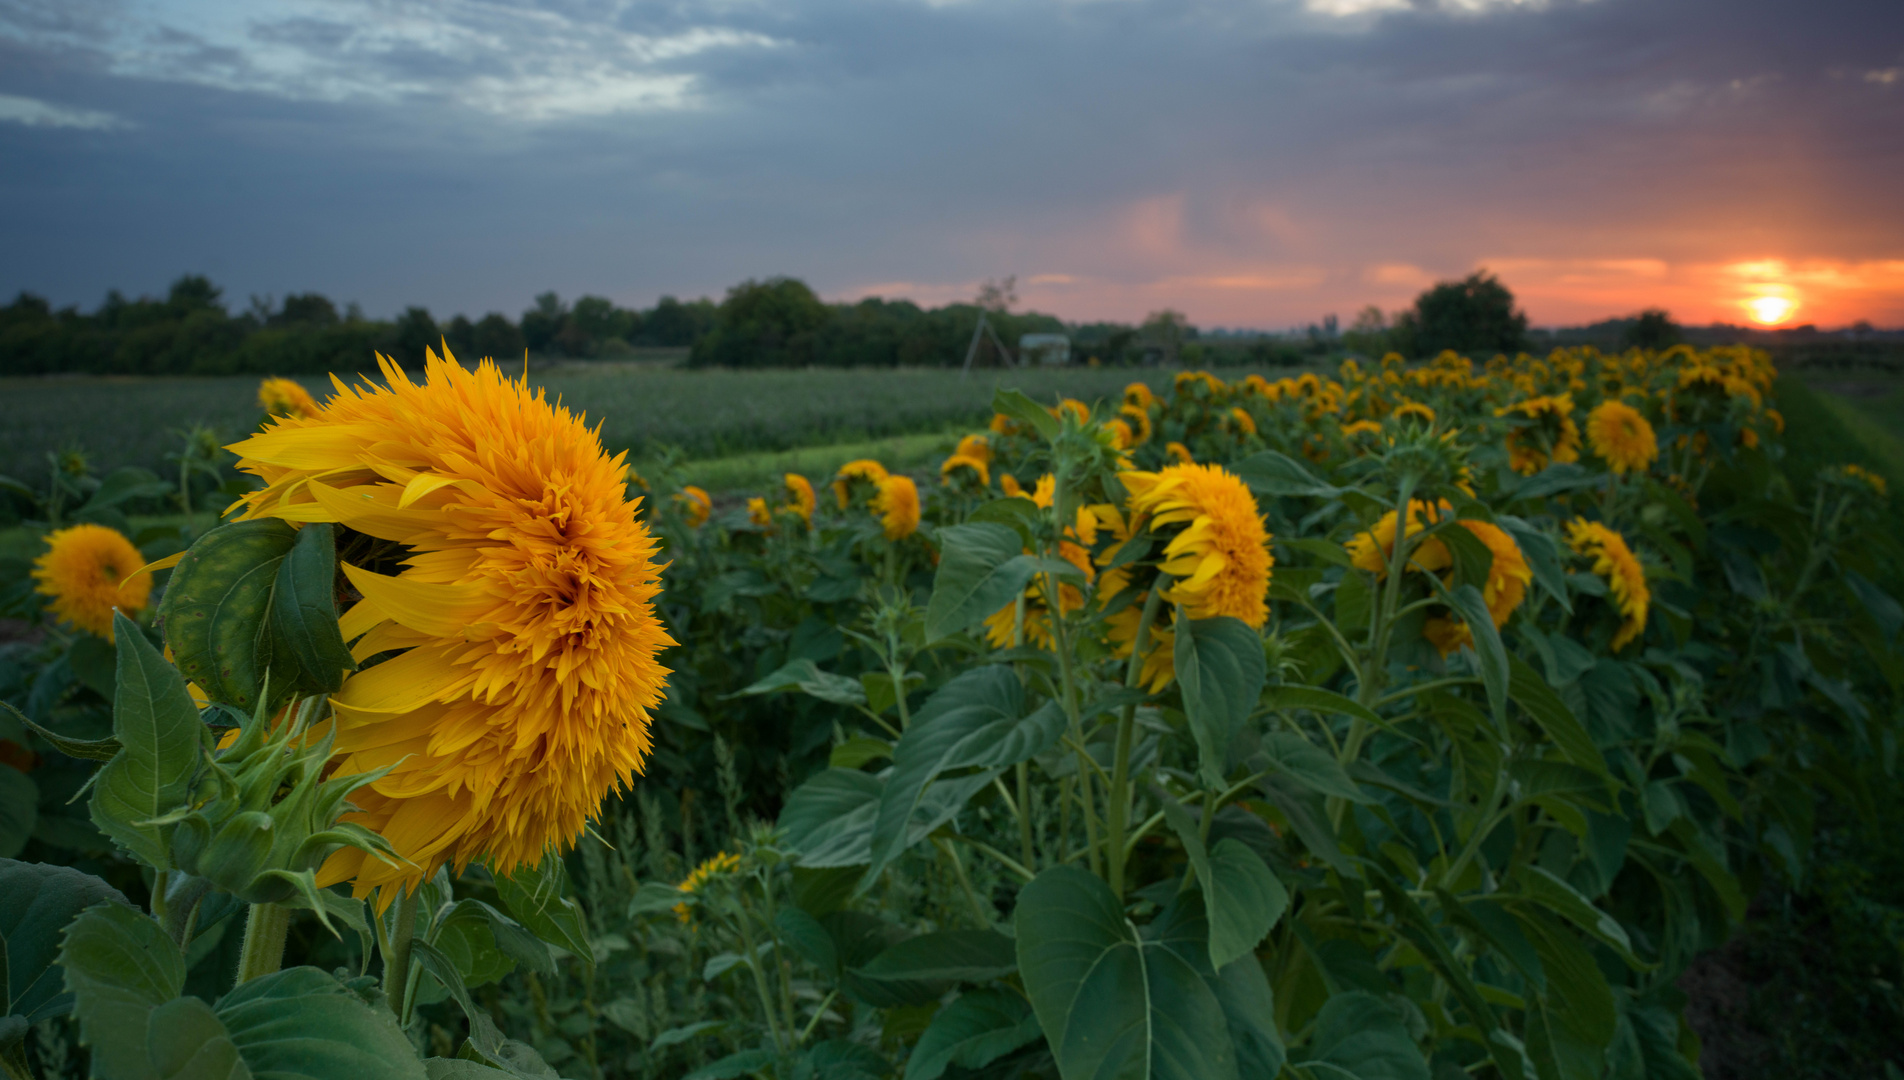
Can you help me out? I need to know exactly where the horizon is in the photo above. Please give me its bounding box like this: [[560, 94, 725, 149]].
[[2, 0, 1900, 330]]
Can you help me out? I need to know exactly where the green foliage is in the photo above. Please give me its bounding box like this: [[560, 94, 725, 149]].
[[1393, 270, 1528, 358]]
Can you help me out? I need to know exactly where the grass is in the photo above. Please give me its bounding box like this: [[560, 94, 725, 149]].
[[0, 364, 1208, 487]]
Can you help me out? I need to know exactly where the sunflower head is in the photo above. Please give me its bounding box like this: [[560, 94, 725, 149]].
[[1586, 400, 1658, 475], [747, 497, 773, 529], [1166, 442, 1194, 466], [1052, 399, 1091, 426], [1346, 500, 1454, 579], [677, 486, 713, 527], [941, 453, 991, 490], [1119, 403, 1154, 445], [784, 473, 816, 526], [1121, 462, 1273, 627], [1226, 407, 1258, 437], [1566, 518, 1649, 651], [225, 347, 675, 900], [1000, 474, 1025, 499], [674, 851, 742, 923], [1106, 419, 1137, 451], [1392, 401, 1435, 426], [258, 377, 320, 419], [1497, 394, 1581, 475], [833, 459, 890, 509], [31, 524, 151, 638], [955, 434, 995, 467], [872, 474, 921, 540], [1124, 382, 1156, 411]]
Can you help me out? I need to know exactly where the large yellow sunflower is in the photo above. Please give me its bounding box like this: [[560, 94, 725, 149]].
[[1497, 395, 1581, 475], [833, 459, 889, 509], [1347, 500, 1455, 578], [1119, 403, 1153, 445], [225, 348, 674, 900], [784, 473, 816, 527], [941, 454, 991, 489], [258, 377, 320, 419], [31, 524, 151, 638], [1121, 463, 1273, 627], [1586, 400, 1658, 475], [1566, 519, 1649, 651], [1420, 520, 1532, 657], [872, 474, 920, 540]]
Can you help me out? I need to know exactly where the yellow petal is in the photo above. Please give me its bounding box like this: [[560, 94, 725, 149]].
[[341, 563, 494, 638]]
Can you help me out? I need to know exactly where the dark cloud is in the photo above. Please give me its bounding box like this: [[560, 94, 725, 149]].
[[0, 0, 1899, 327]]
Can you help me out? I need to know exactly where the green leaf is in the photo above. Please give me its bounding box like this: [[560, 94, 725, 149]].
[[860, 672, 923, 718], [778, 768, 882, 869], [0, 770, 34, 860], [216, 966, 427, 1080], [424, 1062, 513, 1079], [1368, 876, 1521, 1080], [773, 906, 838, 976], [903, 990, 1042, 1080], [966, 496, 1045, 545], [991, 388, 1062, 441], [1160, 798, 1288, 971], [856, 930, 1016, 984], [923, 524, 1043, 643], [1173, 614, 1267, 785], [429, 909, 516, 989], [1258, 730, 1370, 804], [867, 667, 1064, 886], [1, 860, 129, 1025], [1511, 867, 1652, 970], [269, 523, 356, 697], [81, 467, 173, 512], [684, 1049, 775, 1080], [1232, 451, 1342, 498], [829, 735, 892, 770], [4, 700, 121, 761], [1015, 865, 1241, 1080], [1441, 583, 1508, 731], [732, 658, 867, 707], [148, 996, 252, 1080], [1513, 908, 1616, 1080], [1507, 655, 1608, 779], [494, 855, 594, 966], [68, 633, 118, 700], [1511, 463, 1597, 501], [1498, 516, 1572, 615], [60, 901, 184, 1080], [90, 611, 201, 868], [1439, 521, 1496, 595], [1847, 570, 1903, 648], [1297, 991, 1431, 1080], [157, 519, 299, 713]]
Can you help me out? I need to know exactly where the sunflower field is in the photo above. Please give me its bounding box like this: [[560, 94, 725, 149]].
[[0, 343, 1898, 1080]]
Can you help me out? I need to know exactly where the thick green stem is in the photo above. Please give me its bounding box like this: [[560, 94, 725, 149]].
[[1107, 587, 1166, 897], [381, 890, 420, 1020], [734, 909, 788, 1054], [936, 837, 992, 926], [1016, 761, 1036, 872], [235, 902, 291, 985]]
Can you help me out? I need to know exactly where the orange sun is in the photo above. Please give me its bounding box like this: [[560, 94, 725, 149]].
[[1747, 295, 1796, 326]]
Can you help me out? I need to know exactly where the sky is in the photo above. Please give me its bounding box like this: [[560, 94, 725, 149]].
[[1, 0, 1901, 330]]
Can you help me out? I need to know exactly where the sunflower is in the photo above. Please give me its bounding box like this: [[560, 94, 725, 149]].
[[31, 523, 151, 638], [1106, 419, 1136, 450], [1053, 399, 1090, 425], [747, 497, 773, 529], [1174, 371, 1226, 398], [1341, 419, 1382, 439], [1000, 474, 1025, 499], [1106, 599, 1176, 692], [1166, 442, 1193, 466], [1420, 521, 1532, 656], [1119, 403, 1153, 445], [784, 473, 816, 526], [989, 413, 1020, 437], [1566, 519, 1649, 651], [1586, 400, 1658, 475], [833, 459, 889, 509], [955, 434, 994, 467], [941, 454, 991, 488], [1392, 401, 1435, 425], [982, 538, 1093, 650], [1347, 501, 1455, 578], [1121, 463, 1273, 628], [1497, 395, 1581, 475], [258, 377, 321, 419], [677, 486, 712, 527], [225, 348, 674, 900], [1125, 382, 1156, 411], [674, 851, 741, 923], [1226, 407, 1257, 437], [1843, 464, 1888, 497], [871, 474, 920, 539]]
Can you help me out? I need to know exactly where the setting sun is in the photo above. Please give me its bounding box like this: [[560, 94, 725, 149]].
[[1747, 295, 1796, 325]]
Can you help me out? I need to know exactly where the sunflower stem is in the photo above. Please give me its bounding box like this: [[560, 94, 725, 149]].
[[235, 901, 291, 985], [382, 889, 420, 1021], [1107, 587, 1165, 898]]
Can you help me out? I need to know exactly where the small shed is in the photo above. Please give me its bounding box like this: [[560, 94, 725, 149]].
[[1019, 333, 1072, 366]]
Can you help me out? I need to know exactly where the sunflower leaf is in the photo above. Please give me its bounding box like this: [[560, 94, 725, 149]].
[[89, 611, 202, 869], [158, 519, 299, 714], [269, 523, 356, 697], [494, 855, 594, 966]]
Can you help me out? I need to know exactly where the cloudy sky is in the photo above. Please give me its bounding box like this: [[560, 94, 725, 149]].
[[1, 0, 1900, 329]]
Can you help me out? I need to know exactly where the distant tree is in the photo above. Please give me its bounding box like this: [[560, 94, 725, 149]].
[[975, 276, 1018, 313], [643, 296, 715, 347], [1407, 270, 1527, 358], [391, 306, 440, 364], [561, 295, 637, 357], [274, 293, 340, 327], [444, 314, 476, 359], [471, 313, 525, 361], [1622, 308, 1680, 350], [1141, 309, 1190, 366], [690, 278, 830, 368], [521, 292, 566, 353], [1342, 305, 1389, 356], [167, 275, 225, 316]]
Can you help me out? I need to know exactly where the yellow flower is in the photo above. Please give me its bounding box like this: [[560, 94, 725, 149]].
[[1845, 464, 1888, 496], [226, 348, 674, 900], [1497, 395, 1581, 475], [833, 459, 889, 509], [1392, 401, 1436, 425], [1106, 419, 1136, 450], [1340, 419, 1382, 439], [1029, 473, 1056, 508], [747, 496, 773, 528], [1119, 404, 1153, 445], [982, 539, 1093, 649], [258, 377, 320, 419], [1566, 519, 1649, 651], [1226, 407, 1257, 436], [1000, 474, 1025, 499], [989, 413, 1020, 437], [1463, 520, 1532, 628], [675, 851, 741, 923], [1125, 382, 1156, 410], [1174, 371, 1226, 398], [941, 454, 991, 488], [1121, 463, 1273, 628], [872, 474, 920, 539], [955, 434, 994, 466], [1052, 399, 1091, 425], [1586, 400, 1658, 475], [678, 486, 712, 527], [1166, 442, 1193, 465], [784, 473, 816, 526], [1106, 598, 1176, 692], [31, 523, 151, 638], [1347, 501, 1455, 578]]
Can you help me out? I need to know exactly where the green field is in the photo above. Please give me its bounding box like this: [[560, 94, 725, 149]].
[[0, 364, 1199, 487]]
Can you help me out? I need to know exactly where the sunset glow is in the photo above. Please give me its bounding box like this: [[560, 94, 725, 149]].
[[1747, 295, 1796, 326]]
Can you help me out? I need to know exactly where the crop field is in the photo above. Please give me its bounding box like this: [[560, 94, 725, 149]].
[[5, 347, 1904, 1080], [0, 363, 1195, 485]]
